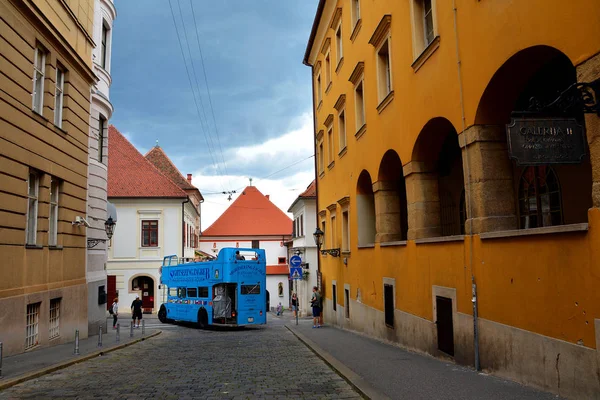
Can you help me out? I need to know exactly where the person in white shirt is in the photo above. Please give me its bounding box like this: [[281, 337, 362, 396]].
[[111, 298, 119, 329]]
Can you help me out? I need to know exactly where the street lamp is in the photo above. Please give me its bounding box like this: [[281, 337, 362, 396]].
[[313, 227, 340, 257], [105, 216, 116, 240]]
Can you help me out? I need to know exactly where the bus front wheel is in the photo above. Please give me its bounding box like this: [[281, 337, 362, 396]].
[[197, 308, 209, 329], [158, 305, 171, 324]]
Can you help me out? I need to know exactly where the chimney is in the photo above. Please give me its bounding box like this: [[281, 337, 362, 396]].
[[266, 195, 270, 200], [187, 174, 192, 184]]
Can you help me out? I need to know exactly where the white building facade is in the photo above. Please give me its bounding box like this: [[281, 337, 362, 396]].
[[107, 198, 198, 313], [86, 0, 117, 335], [287, 181, 319, 317]]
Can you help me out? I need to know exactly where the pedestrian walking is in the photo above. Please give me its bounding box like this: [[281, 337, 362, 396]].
[[310, 286, 321, 328], [131, 295, 143, 328], [110, 297, 119, 328], [318, 288, 324, 326], [291, 292, 298, 318]]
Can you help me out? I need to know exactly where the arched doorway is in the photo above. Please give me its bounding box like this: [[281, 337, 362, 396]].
[[408, 118, 465, 238], [474, 46, 592, 231], [131, 275, 155, 313], [357, 170, 376, 246], [376, 150, 409, 241]]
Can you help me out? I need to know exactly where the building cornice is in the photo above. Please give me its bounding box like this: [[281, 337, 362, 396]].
[[349, 61, 365, 85]]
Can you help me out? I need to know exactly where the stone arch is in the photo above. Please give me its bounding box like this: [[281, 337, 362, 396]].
[[406, 118, 465, 239], [375, 150, 408, 242], [356, 170, 376, 246], [468, 45, 592, 233], [129, 274, 157, 312]]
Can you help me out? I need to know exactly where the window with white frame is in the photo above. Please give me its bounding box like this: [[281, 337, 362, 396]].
[[316, 73, 322, 105], [325, 52, 332, 88], [330, 213, 337, 249], [338, 109, 347, 151], [423, 0, 435, 46], [318, 140, 324, 174], [98, 115, 106, 162], [54, 67, 65, 127], [32, 46, 46, 114], [352, 0, 361, 28], [327, 125, 334, 165], [300, 214, 304, 236], [49, 178, 59, 246], [411, 0, 437, 58], [335, 23, 343, 66], [26, 171, 39, 245], [49, 298, 61, 339], [355, 80, 366, 130], [342, 208, 350, 252], [26, 302, 41, 349], [377, 38, 392, 101], [101, 21, 110, 69]]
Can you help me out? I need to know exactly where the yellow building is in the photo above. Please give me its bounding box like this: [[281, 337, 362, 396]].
[[1, 0, 96, 355], [304, 0, 600, 397]]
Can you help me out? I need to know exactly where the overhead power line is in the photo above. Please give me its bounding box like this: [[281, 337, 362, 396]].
[[167, 0, 228, 192]]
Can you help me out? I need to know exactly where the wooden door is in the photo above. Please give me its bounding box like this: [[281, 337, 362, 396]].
[[107, 275, 116, 310]]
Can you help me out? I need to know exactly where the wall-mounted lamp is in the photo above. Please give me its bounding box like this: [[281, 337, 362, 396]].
[[313, 227, 340, 257]]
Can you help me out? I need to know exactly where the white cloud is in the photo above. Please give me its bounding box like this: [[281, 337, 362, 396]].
[[191, 112, 316, 230]]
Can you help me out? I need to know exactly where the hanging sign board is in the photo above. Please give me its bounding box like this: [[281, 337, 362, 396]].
[[506, 117, 586, 165]]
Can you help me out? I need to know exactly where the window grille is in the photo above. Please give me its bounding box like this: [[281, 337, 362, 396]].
[[49, 298, 60, 339], [26, 302, 41, 349], [519, 166, 562, 229]]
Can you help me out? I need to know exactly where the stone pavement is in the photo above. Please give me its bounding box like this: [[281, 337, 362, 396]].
[[286, 319, 562, 400], [0, 316, 362, 399], [0, 314, 159, 385]]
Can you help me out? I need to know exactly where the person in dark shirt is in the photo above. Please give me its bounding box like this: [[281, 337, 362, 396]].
[[131, 295, 143, 328]]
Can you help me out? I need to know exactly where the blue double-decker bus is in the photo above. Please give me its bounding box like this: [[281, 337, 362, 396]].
[[158, 247, 267, 327]]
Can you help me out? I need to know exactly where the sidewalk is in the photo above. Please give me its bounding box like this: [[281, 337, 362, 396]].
[[0, 315, 161, 389], [286, 319, 560, 400]]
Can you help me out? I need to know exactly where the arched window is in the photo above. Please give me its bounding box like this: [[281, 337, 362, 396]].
[[519, 166, 562, 229]]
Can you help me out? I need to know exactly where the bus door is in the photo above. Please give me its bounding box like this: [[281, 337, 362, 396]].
[[239, 282, 263, 324], [212, 283, 237, 324], [170, 286, 187, 321]]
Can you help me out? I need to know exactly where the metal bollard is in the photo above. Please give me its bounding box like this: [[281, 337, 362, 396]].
[[142, 320, 145, 336], [129, 323, 134, 338], [98, 326, 103, 347], [0, 341, 3, 378], [116, 323, 120, 342], [74, 330, 80, 355]]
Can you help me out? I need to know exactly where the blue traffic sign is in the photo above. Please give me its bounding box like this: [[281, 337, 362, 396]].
[[289, 255, 302, 267], [290, 267, 303, 280]]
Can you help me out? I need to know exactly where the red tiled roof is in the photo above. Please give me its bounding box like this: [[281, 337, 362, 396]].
[[266, 265, 289, 275], [288, 180, 316, 212], [145, 146, 195, 190], [299, 180, 316, 198], [202, 186, 292, 236], [107, 126, 187, 198]]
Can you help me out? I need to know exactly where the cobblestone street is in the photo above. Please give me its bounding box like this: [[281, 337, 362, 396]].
[[0, 318, 361, 400]]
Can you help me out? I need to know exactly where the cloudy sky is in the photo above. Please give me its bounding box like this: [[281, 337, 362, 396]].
[[110, 0, 318, 229]]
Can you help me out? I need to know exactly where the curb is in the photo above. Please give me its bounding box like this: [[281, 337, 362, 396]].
[[286, 325, 390, 400], [0, 330, 162, 391]]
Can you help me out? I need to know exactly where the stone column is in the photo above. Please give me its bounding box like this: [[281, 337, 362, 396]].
[[576, 52, 600, 208], [459, 125, 517, 234], [373, 180, 403, 243], [404, 161, 441, 240]]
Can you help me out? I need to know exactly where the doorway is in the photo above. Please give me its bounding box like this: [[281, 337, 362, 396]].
[[436, 296, 454, 356], [132, 276, 154, 313]]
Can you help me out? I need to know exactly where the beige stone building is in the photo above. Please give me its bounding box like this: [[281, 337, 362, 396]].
[[0, 0, 96, 356]]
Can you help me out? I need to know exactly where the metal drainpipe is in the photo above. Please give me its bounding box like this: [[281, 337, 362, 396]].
[[452, 0, 480, 371], [308, 64, 321, 279], [182, 197, 190, 260]]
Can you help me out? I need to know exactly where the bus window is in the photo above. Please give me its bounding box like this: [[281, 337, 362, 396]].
[[177, 287, 186, 298], [198, 287, 209, 298], [241, 284, 260, 295], [169, 287, 177, 297], [187, 287, 197, 298]]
